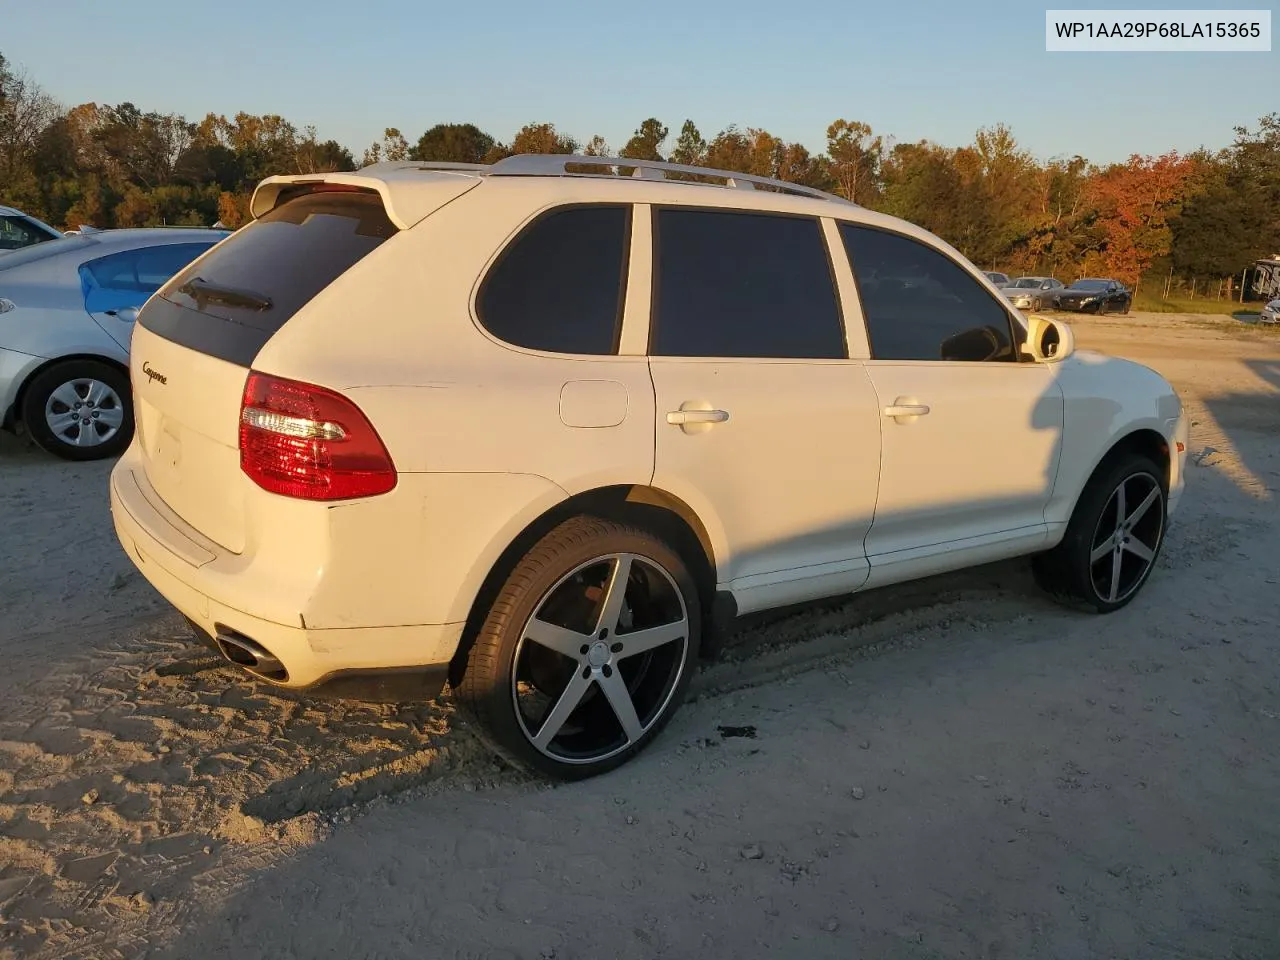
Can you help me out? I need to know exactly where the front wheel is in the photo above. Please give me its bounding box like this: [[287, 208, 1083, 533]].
[[1032, 452, 1167, 613], [457, 517, 701, 780], [20, 359, 134, 461]]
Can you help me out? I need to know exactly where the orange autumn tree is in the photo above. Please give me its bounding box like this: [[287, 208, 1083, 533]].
[[1086, 151, 1199, 285]]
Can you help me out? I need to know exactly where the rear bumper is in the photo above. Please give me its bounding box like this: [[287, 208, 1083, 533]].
[[109, 444, 463, 692]]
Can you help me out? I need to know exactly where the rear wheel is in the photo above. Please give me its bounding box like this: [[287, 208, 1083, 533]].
[[1032, 452, 1167, 613], [21, 359, 133, 461], [457, 516, 701, 780]]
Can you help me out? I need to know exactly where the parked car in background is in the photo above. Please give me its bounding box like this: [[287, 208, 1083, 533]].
[[1005, 276, 1066, 312], [1260, 299, 1279, 324], [109, 155, 1187, 780], [0, 206, 64, 253], [1053, 278, 1132, 314], [984, 271, 1011, 287], [0, 227, 228, 460]]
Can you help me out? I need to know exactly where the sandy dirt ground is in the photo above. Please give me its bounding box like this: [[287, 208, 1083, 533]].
[[0, 312, 1277, 959]]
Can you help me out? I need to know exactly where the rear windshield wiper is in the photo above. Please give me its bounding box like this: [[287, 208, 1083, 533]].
[[178, 276, 273, 311]]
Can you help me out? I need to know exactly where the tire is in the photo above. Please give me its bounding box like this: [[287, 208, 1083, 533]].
[[1032, 452, 1167, 613], [21, 359, 133, 461], [456, 516, 701, 780]]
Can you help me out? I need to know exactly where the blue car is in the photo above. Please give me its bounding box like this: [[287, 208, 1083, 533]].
[[0, 227, 229, 460]]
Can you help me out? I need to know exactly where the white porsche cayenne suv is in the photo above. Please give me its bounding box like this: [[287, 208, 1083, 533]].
[[109, 155, 1188, 779]]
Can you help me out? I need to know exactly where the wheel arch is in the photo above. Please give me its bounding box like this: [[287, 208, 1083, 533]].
[[449, 483, 723, 687], [1090, 428, 1171, 488], [6, 352, 131, 432], [1055, 428, 1172, 530]]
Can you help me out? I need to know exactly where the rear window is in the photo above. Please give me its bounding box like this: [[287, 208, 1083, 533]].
[[139, 191, 397, 367]]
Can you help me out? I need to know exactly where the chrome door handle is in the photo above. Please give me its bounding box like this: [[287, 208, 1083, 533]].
[[667, 409, 729, 425], [882, 404, 930, 418]]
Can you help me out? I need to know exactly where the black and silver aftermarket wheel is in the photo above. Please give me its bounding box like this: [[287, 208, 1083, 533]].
[[458, 517, 701, 780]]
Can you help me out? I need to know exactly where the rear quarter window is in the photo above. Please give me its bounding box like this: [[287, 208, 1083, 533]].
[[476, 204, 631, 355], [139, 191, 397, 367]]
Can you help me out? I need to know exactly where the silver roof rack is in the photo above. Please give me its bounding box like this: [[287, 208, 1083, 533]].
[[355, 159, 489, 175], [486, 154, 855, 205]]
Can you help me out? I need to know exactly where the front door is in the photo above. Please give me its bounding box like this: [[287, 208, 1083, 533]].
[[646, 206, 882, 614], [835, 221, 1064, 585]]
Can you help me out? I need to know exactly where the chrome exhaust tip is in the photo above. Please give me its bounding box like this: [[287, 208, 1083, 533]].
[[213, 626, 289, 683]]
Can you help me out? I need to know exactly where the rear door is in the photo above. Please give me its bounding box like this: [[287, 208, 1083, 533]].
[[647, 207, 882, 613], [132, 191, 399, 552], [82, 241, 219, 348]]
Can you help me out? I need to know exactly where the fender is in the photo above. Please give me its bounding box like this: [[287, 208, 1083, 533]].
[[1046, 351, 1182, 527]]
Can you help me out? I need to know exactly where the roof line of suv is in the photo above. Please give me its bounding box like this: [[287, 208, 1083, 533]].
[[356, 154, 858, 207]]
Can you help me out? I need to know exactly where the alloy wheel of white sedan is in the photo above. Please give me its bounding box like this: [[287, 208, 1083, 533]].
[[43, 377, 127, 449], [21, 359, 134, 461]]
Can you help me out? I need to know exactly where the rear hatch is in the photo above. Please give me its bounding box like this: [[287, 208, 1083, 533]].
[[131, 177, 470, 553]]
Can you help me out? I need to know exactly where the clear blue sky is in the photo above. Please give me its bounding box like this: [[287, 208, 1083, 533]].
[[4, 0, 1274, 163]]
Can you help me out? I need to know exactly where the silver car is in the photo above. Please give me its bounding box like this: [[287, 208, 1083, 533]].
[[1260, 299, 1280, 324], [1004, 275, 1066, 312], [0, 228, 228, 460]]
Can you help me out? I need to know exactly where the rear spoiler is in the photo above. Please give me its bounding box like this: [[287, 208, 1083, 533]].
[[250, 168, 484, 230]]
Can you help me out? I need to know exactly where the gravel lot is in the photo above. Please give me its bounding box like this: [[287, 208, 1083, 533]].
[[1, 312, 1278, 960]]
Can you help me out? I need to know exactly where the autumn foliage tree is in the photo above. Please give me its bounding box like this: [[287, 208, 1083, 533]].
[[1086, 151, 1198, 285], [826, 119, 881, 204], [2, 47, 1275, 299], [409, 123, 495, 164], [620, 118, 668, 161], [1173, 114, 1280, 283]]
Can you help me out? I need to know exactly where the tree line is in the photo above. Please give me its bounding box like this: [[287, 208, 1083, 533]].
[[2, 52, 1276, 297]]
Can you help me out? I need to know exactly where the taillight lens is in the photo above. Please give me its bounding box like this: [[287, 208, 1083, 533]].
[[239, 371, 396, 500]]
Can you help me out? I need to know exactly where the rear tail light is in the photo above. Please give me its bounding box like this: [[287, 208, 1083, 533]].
[[239, 371, 396, 500]]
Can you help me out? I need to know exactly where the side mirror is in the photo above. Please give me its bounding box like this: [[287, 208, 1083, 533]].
[[1022, 314, 1075, 362]]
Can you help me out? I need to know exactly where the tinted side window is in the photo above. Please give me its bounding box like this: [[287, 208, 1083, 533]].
[[0, 216, 50, 251], [840, 224, 1017, 362], [651, 209, 844, 359], [477, 205, 631, 355]]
